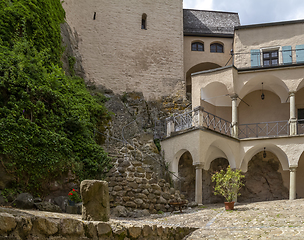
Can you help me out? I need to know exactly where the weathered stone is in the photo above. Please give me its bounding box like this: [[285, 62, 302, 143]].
[[111, 205, 128, 217], [154, 190, 161, 195], [96, 222, 112, 236], [80, 180, 110, 222], [128, 226, 142, 238], [0, 213, 16, 234], [35, 202, 62, 213], [146, 172, 152, 179], [54, 196, 69, 212], [134, 199, 144, 205], [128, 182, 138, 189], [135, 178, 143, 184], [117, 167, 126, 173], [162, 193, 171, 200], [113, 186, 122, 191], [136, 167, 145, 173], [135, 193, 147, 199], [16, 216, 32, 236], [118, 160, 131, 168], [159, 196, 167, 204], [157, 226, 164, 236], [142, 225, 152, 237], [66, 205, 78, 214], [83, 222, 97, 239], [132, 161, 142, 167], [15, 193, 34, 209], [112, 224, 127, 238], [122, 196, 131, 202], [125, 201, 137, 208], [134, 172, 145, 178], [169, 188, 175, 194], [35, 217, 58, 236], [148, 194, 155, 199], [155, 204, 161, 210], [121, 181, 127, 186], [116, 191, 127, 197], [127, 166, 135, 172], [142, 189, 149, 195], [116, 177, 123, 182], [60, 218, 84, 236]]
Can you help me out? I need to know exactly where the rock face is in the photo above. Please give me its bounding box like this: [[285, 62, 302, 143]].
[[80, 180, 110, 222], [34, 201, 62, 213], [15, 193, 34, 209]]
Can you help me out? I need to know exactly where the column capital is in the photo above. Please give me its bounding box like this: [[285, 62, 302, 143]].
[[289, 91, 296, 96], [289, 166, 297, 172], [194, 162, 204, 169], [230, 93, 238, 100]]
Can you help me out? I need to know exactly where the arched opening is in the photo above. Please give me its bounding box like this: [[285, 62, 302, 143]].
[[186, 62, 221, 96], [141, 14, 147, 30], [296, 152, 304, 198], [202, 158, 229, 204], [295, 88, 304, 133], [177, 151, 195, 201], [239, 150, 289, 202], [191, 42, 204, 51]]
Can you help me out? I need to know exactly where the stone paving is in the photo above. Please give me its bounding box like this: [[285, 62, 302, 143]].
[[13, 199, 304, 239]]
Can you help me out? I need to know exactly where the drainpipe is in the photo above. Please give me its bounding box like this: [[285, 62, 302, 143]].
[[289, 92, 297, 135], [231, 94, 238, 138]]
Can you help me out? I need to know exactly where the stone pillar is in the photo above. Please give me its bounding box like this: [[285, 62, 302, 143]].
[[166, 117, 175, 137], [289, 166, 297, 200], [193, 106, 204, 127], [80, 180, 110, 221], [231, 94, 238, 138], [289, 92, 297, 135], [194, 163, 203, 204]]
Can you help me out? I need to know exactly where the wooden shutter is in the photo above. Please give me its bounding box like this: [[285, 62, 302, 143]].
[[250, 49, 261, 67], [282, 46, 292, 64], [296, 45, 304, 63]]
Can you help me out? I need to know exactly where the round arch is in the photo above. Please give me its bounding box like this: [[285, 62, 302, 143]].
[[240, 143, 289, 172], [238, 74, 289, 105], [186, 62, 221, 94], [201, 82, 231, 106], [204, 139, 236, 170], [171, 149, 196, 178], [295, 78, 304, 92]]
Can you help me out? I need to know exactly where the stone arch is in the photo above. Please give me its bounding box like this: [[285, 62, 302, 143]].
[[240, 143, 289, 172], [186, 62, 221, 95], [204, 139, 236, 170], [201, 82, 231, 107], [238, 74, 289, 105], [171, 149, 197, 179], [295, 78, 304, 92], [296, 151, 304, 198], [177, 151, 195, 201]]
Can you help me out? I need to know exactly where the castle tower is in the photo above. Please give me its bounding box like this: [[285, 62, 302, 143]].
[[62, 0, 184, 100]]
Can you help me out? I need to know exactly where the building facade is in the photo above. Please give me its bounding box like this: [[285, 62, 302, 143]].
[[162, 19, 304, 203]]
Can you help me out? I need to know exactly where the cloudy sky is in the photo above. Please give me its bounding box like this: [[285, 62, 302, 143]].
[[183, 0, 304, 25]]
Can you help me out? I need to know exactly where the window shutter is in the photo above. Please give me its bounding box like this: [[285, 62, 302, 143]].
[[296, 45, 304, 63], [250, 49, 261, 67], [282, 46, 292, 64]]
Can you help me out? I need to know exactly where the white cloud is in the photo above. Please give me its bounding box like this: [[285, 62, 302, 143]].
[[183, 0, 213, 10]]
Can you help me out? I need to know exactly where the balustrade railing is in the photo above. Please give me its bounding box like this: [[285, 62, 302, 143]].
[[297, 119, 304, 134], [202, 111, 232, 136], [238, 120, 289, 139]]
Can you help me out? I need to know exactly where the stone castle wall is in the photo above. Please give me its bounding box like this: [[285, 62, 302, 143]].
[[62, 0, 185, 100]]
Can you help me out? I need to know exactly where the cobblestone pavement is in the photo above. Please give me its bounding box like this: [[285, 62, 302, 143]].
[[17, 199, 304, 239]]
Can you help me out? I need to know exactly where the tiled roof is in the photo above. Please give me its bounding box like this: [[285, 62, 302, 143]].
[[183, 9, 240, 36]]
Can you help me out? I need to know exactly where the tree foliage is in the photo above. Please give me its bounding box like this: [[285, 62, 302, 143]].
[[211, 166, 245, 202], [0, 0, 112, 195]]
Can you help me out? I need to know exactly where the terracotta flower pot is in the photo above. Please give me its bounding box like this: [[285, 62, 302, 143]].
[[224, 201, 234, 210]]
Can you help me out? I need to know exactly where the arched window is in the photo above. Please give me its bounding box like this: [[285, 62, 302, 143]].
[[191, 42, 204, 51], [141, 14, 147, 30], [210, 43, 224, 53]]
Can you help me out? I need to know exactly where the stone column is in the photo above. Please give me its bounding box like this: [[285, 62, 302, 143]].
[[289, 92, 297, 135], [231, 94, 238, 138], [289, 166, 297, 200], [194, 163, 203, 204], [193, 106, 204, 127], [166, 117, 174, 137]]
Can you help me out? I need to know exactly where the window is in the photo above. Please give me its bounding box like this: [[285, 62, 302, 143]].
[[191, 42, 204, 51], [141, 14, 147, 30], [210, 43, 223, 53], [298, 109, 304, 123], [263, 50, 278, 66]]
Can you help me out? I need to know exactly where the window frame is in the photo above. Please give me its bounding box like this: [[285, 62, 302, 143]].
[[210, 43, 224, 53], [260, 46, 282, 67], [191, 42, 204, 52], [141, 13, 147, 30]]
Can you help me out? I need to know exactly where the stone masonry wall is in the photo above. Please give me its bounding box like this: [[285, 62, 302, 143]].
[[62, 0, 184, 100], [0, 208, 196, 240]]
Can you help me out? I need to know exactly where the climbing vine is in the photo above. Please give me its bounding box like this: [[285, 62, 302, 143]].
[[0, 0, 112, 195]]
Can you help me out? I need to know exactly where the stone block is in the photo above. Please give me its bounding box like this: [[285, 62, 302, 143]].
[[15, 193, 34, 209], [34, 217, 58, 236], [80, 180, 110, 222], [60, 218, 84, 236], [66, 205, 78, 214], [128, 227, 142, 238], [0, 213, 16, 234], [96, 222, 112, 236]]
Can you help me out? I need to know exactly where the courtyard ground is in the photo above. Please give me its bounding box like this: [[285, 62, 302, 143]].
[[4, 198, 304, 239]]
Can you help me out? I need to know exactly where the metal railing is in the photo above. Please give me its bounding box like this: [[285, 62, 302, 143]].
[[173, 110, 194, 132], [202, 111, 232, 136], [297, 119, 304, 134], [238, 120, 289, 139]]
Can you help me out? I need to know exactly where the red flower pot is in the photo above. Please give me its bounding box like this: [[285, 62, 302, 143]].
[[224, 202, 235, 210]]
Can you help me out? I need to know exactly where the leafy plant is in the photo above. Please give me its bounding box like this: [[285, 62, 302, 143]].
[[211, 165, 245, 203], [68, 189, 81, 203]]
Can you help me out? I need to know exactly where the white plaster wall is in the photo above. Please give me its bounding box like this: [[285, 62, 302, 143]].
[[62, 0, 184, 100]]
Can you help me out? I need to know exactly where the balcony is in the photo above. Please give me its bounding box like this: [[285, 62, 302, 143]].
[[154, 108, 304, 140]]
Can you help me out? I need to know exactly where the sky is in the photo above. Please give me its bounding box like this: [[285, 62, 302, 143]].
[[183, 0, 304, 25]]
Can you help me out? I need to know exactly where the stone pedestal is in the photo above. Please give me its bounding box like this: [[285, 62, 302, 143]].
[[80, 180, 110, 221]]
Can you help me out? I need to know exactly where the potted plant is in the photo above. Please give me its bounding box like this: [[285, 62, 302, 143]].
[[68, 189, 82, 206], [211, 166, 244, 210]]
